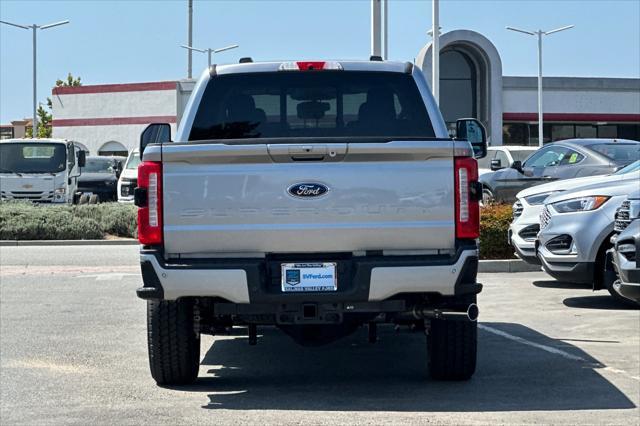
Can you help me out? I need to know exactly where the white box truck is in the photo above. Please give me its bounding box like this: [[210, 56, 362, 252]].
[[0, 138, 86, 203]]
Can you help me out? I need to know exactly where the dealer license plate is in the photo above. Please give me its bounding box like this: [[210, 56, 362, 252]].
[[281, 263, 337, 292]]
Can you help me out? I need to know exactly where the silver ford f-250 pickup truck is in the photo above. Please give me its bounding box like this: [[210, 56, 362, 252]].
[[134, 59, 487, 385]]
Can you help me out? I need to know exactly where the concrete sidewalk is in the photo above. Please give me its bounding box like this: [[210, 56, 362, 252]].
[[0, 239, 541, 273]]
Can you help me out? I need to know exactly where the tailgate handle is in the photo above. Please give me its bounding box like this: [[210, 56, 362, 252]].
[[288, 145, 326, 161], [291, 154, 325, 161], [267, 144, 346, 162]]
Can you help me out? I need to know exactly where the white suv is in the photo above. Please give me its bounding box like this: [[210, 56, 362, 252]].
[[510, 160, 640, 264]]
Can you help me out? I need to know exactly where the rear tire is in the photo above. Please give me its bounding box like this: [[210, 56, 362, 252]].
[[147, 299, 200, 386], [482, 188, 494, 206], [427, 318, 477, 381], [89, 194, 99, 204]]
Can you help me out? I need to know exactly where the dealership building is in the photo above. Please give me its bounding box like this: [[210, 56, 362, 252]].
[[49, 30, 639, 155]]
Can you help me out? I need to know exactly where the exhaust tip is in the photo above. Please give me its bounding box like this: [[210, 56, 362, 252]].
[[467, 303, 479, 322]]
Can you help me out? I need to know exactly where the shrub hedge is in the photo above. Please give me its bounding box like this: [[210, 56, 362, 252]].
[[1, 201, 517, 259], [480, 203, 516, 260], [0, 201, 137, 240]]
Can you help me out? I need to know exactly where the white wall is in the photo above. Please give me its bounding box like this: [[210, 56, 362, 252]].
[[53, 123, 178, 155], [504, 88, 640, 114], [502, 77, 640, 115], [52, 90, 177, 119], [51, 85, 180, 155]]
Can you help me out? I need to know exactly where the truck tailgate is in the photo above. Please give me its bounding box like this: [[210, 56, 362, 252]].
[[161, 141, 455, 255]]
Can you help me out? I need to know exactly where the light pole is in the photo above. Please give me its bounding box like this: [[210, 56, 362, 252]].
[[431, 0, 439, 105], [187, 0, 193, 78], [1, 19, 69, 137], [382, 0, 388, 60], [507, 25, 574, 147], [181, 44, 239, 69], [370, 0, 381, 57]]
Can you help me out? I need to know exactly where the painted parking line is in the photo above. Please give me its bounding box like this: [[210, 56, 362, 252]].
[[479, 323, 585, 361], [0, 265, 139, 277], [479, 323, 640, 381], [77, 272, 140, 281]]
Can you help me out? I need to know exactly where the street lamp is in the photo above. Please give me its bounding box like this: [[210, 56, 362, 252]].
[[431, 0, 440, 105], [507, 25, 574, 147], [180, 44, 239, 69], [0, 19, 69, 137]]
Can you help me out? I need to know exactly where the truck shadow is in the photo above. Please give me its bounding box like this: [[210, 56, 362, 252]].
[[563, 295, 639, 310], [532, 280, 591, 290], [180, 322, 635, 412]]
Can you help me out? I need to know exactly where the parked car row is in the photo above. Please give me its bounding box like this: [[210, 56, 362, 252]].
[[0, 137, 147, 205], [481, 138, 640, 204], [508, 158, 640, 306]]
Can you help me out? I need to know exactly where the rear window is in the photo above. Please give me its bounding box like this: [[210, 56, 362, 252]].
[[589, 143, 640, 163], [189, 71, 435, 141]]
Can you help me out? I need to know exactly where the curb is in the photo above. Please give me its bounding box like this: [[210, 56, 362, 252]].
[[478, 259, 542, 273], [1, 239, 543, 273], [0, 239, 138, 247]]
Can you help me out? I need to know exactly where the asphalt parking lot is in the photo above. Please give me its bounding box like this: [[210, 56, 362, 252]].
[[1, 245, 638, 425]]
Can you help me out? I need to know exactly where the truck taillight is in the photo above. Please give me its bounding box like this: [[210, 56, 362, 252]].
[[137, 161, 163, 246], [454, 156, 480, 239]]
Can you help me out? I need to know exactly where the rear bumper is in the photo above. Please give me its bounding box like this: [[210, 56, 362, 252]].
[[137, 244, 481, 303]]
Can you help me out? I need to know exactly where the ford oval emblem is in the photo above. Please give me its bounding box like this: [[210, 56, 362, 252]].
[[288, 183, 329, 198]]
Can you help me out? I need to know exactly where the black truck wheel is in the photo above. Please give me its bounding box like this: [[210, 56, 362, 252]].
[[427, 317, 477, 381], [147, 299, 200, 385]]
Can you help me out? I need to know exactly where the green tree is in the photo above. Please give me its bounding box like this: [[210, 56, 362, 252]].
[[27, 73, 82, 138], [26, 104, 53, 138]]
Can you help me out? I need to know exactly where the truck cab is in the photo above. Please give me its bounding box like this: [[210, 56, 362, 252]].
[[117, 148, 140, 203], [134, 60, 487, 385], [0, 138, 86, 203]]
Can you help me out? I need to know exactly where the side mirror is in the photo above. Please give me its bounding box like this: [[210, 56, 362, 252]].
[[511, 160, 523, 173], [115, 162, 122, 178], [456, 118, 487, 159], [140, 123, 171, 156], [490, 159, 503, 171], [77, 150, 86, 168]]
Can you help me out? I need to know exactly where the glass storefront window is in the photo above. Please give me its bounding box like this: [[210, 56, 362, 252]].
[[597, 125, 617, 138], [503, 122, 639, 145], [551, 125, 575, 141], [618, 124, 640, 140], [576, 125, 597, 138], [502, 123, 529, 145], [440, 50, 477, 126], [0, 127, 14, 140], [529, 124, 552, 145]]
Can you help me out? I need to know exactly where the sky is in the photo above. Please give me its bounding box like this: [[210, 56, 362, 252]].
[[1, 0, 639, 123]]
